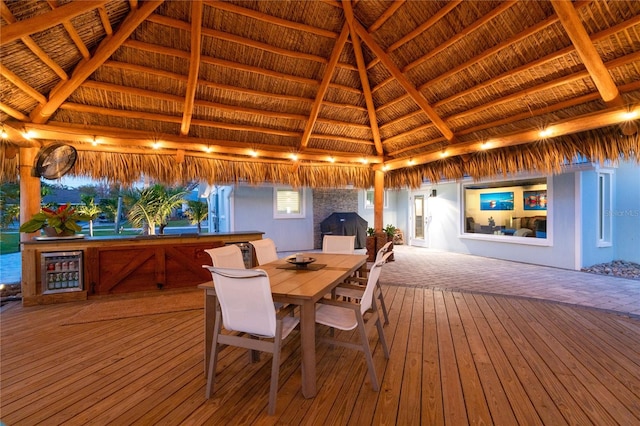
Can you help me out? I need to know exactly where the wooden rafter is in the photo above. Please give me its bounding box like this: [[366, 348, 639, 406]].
[[7, 121, 381, 165], [0, 64, 47, 104], [377, 9, 636, 132], [122, 39, 361, 95], [342, 0, 383, 156], [97, 5, 113, 35], [382, 51, 640, 146], [353, 21, 454, 142], [403, 1, 517, 73], [181, 0, 203, 136], [551, 0, 623, 107], [79, 80, 368, 129], [0, 0, 107, 45], [0, 0, 68, 80], [45, 0, 90, 58], [203, 0, 338, 39], [0, 101, 29, 121], [299, 25, 350, 150], [367, 0, 405, 33], [377, 104, 640, 171], [29, 0, 165, 124]]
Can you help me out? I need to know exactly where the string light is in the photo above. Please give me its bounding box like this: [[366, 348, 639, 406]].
[[92, 136, 98, 146], [290, 153, 298, 161], [440, 150, 448, 158], [539, 128, 553, 138], [622, 110, 638, 120], [249, 149, 258, 158], [328, 156, 335, 163], [1, 124, 7, 139]]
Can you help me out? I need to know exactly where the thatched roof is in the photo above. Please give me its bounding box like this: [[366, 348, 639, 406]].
[[1, 0, 639, 188]]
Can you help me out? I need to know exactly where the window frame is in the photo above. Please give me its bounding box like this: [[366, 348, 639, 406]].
[[273, 187, 305, 219], [364, 189, 388, 209], [596, 170, 613, 247]]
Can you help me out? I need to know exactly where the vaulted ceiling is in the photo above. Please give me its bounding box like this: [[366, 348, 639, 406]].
[[1, 0, 639, 187]]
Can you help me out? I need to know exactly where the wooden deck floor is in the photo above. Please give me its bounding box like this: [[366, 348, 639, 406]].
[[2, 286, 640, 425]]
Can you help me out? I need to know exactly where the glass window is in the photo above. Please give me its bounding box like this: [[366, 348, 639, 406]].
[[597, 171, 612, 246], [364, 189, 388, 209], [462, 178, 548, 239], [274, 188, 305, 219]]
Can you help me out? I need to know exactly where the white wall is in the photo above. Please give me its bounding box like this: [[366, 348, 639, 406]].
[[357, 189, 409, 236], [233, 185, 314, 252], [614, 161, 640, 263], [412, 172, 579, 270]]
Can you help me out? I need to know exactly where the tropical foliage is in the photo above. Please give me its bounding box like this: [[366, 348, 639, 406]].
[[123, 185, 187, 235], [76, 195, 102, 236], [184, 200, 208, 233], [19, 203, 91, 235]]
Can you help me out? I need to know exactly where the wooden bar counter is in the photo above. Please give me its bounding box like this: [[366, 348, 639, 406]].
[[20, 231, 263, 306]]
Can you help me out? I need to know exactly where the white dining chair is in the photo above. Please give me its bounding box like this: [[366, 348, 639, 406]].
[[204, 266, 299, 415], [205, 244, 246, 268], [315, 252, 391, 391], [322, 235, 355, 254], [334, 241, 392, 324], [250, 238, 279, 265]]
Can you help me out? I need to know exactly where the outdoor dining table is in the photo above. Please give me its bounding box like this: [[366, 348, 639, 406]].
[[198, 252, 368, 399]]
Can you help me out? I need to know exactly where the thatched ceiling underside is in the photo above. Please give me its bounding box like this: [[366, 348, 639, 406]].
[[1, 0, 639, 188]]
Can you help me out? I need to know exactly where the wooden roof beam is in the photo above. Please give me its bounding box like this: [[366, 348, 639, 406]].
[[0, 0, 107, 45], [354, 20, 454, 142], [0, 0, 68, 80], [29, 0, 165, 124], [0, 101, 29, 121], [343, 0, 383, 156], [10, 122, 381, 165], [45, 0, 90, 58], [203, 0, 338, 39], [551, 0, 624, 107], [98, 5, 113, 35], [367, 0, 405, 33], [0, 64, 47, 104], [299, 25, 350, 150], [377, 104, 640, 171], [181, 0, 203, 136]]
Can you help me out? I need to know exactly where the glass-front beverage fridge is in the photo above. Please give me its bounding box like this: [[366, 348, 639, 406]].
[[40, 251, 83, 294]]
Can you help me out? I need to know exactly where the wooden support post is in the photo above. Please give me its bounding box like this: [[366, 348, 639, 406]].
[[19, 147, 40, 243], [374, 169, 384, 232]]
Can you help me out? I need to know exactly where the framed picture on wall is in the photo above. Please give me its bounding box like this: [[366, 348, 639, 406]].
[[524, 190, 547, 210], [480, 192, 514, 210]]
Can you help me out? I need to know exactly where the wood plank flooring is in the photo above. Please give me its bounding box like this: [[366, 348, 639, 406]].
[[2, 285, 640, 425]]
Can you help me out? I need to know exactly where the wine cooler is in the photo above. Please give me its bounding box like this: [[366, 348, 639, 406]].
[[41, 251, 83, 294]]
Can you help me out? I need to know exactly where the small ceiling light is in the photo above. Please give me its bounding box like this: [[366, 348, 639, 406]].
[[382, 164, 389, 171], [539, 128, 553, 138], [250, 149, 258, 158], [290, 153, 298, 161], [440, 150, 448, 158], [328, 156, 335, 163], [92, 136, 98, 146], [1, 125, 7, 139], [152, 141, 161, 149], [622, 110, 638, 120], [480, 140, 491, 150], [22, 129, 35, 140], [205, 145, 213, 153], [361, 158, 368, 164], [408, 159, 415, 166]]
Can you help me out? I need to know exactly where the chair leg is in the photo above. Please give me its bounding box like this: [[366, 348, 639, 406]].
[[206, 311, 223, 399], [357, 314, 379, 391], [376, 282, 389, 325], [268, 322, 284, 415], [375, 315, 390, 359]]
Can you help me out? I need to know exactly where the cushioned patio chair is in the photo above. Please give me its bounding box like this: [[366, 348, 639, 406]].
[[315, 252, 391, 391], [250, 238, 278, 265], [204, 266, 299, 415], [322, 235, 356, 254]]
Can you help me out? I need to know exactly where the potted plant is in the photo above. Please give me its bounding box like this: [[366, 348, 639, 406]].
[[382, 224, 397, 261], [366, 227, 376, 261], [19, 203, 90, 237]]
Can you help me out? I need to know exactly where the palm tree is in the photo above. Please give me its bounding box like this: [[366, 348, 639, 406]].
[[184, 200, 208, 233], [124, 185, 187, 235], [76, 195, 102, 236]]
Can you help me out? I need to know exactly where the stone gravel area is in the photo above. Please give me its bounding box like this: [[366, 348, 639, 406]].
[[581, 260, 640, 280]]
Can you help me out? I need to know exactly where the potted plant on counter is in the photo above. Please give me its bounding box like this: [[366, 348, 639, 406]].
[[19, 203, 90, 237]]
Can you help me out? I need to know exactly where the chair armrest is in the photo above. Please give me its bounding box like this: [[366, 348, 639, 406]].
[[317, 298, 360, 311], [335, 283, 366, 292], [343, 276, 367, 285], [276, 304, 297, 320]]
